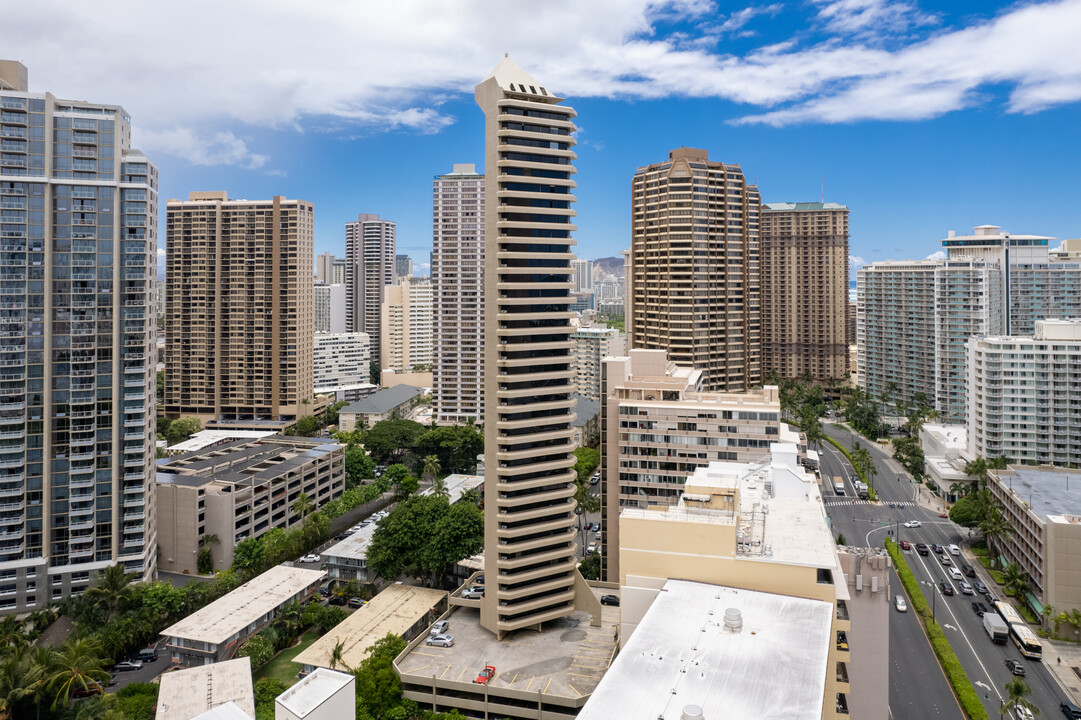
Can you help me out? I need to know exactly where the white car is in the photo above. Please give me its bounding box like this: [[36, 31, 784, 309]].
[[959, 581, 974, 595], [895, 595, 907, 612], [461, 586, 485, 599], [426, 634, 454, 648], [299, 554, 320, 564], [903, 521, 921, 528], [430, 620, 449, 636], [1014, 706, 1034, 720], [948, 544, 961, 556]]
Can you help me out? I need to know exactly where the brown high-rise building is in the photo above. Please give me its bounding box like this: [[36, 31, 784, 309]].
[[164, 192, 314, 424], [475, 57, 598, 639], [760, 202, 850, 383], [627, 148, 762, 392]]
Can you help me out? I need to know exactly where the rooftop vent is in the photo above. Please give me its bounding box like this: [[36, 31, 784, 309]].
[[723, 608, 743, 633], [682, 706, 704, 720]]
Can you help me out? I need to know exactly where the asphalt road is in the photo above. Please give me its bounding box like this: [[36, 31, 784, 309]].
[[821, 423, 1070, 719]]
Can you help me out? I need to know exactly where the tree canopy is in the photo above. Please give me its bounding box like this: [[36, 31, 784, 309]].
[[362, 419, 426, 464], [366, 495, 483, 583]]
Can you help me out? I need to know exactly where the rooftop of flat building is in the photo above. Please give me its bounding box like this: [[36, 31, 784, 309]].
[[276, 669, 354, 718], [162, 429, 278, 455], [395, 586, 620, 701], [577, 579, 831, 720], [161, 566, 325, 645], [295, 584, 446, 671], [991, 466, 1081, 522], [763, 201, 848, 212], [341, 384, 423, 415], [572, 394, 600, 427], [155, 657, 255, 720], [922, 423, 967, 450], [156, 437, 342, 489]]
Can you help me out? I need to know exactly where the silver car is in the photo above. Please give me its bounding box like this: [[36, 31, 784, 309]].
[[426, 634, 454, 648], [430, 620, 449, 636], [894, 595, 907, 612]]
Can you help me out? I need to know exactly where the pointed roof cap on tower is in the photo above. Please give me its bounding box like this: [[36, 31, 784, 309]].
[[482, 55, 557, 99]]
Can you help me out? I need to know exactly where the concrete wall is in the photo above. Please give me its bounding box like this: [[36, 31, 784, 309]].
[[837, 550, 890, 720]]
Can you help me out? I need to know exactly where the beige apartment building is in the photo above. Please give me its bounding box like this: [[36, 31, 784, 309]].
[[432, 164, 485, 423], [627, 148, 762, 392], [476, 57, 599, 638], [345, 213, 396, 362], [617, 444, 880, 719], [164, 192, 314, 426], [155, 437, 344, 574], [381, 276, 433, 374], [760, 202, 850, 383], [571, 322, 624, 400], [599, 349, 790, 580]]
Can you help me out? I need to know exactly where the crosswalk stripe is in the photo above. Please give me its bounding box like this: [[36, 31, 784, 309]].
[[822, 499, 916, 506]]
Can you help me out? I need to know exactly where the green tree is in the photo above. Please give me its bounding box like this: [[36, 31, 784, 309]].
[[85, 564, 136, 622], [414, 424, 484, 474], [423, 455, 442, 489], [156, 370, 164, 405], [369, 361, 381, 385], [353, 634, 407, 719], [965, 457, 989, 494], [891, 435, 925, 478], [1001, 562, 1031, 599], [45, 636, 111, 710], [948, 482, 970, 501], [164, 416, 202, 445], [292, 492, 314, 522], [574, 479, 600, 551], [573, 447, 600, 484], [329, 639, 350, 672], [384, 464, 418, 499], [419, 502, 485, 585], [232, 536, 266, 573], [948, 495, 983, 527], [459, 486, 482, 507], [849, 442, 874, 488], [979, 501, 1014, 569], [324, 400, 349, 428], [363, 419, 425, 464], [0, 646, 31, 720], [255, 677, 289, 720], [579, 550, 601, 580], [236, 633, 275, 670], [367, 495, 483, 584], [0, 617, 26, 650], [1000, 676, 1038, 717], [344, 446, 376, 489], [197, 534, 219, 575], [798, 405, 824, 452], [294, 415, 320, 437]]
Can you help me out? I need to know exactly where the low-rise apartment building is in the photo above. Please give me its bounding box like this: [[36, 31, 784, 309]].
[[338, 385, 423, 431], [919, 423, 971, 500], [161, 565, 325, 665], [968, 319, 1081, 465], [988, 466, 1081, 614], [155, 657, 255, 720], [156, 437, 345, 574]]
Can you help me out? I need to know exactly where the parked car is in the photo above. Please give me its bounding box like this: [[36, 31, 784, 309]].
[[300, 554, 320, 564], [1005, 658, 1026, 676], [916, 543, 930, 556], [939, 582, 954, 596], [589, 473, 599, 486], [903, 520, 921, 528], [348, 597, 365, 608], [971, 602, 988, 616], [113, 660, 142, 672], [328, 595, 346, 606], [427, 634, 455, 648], [900, 540, 912, 550], [474, 665, 496, 684], [462, 586, 485, 600], [962, 564, 975, 577], [590, 522, 601, 532], [959, 581, 974, 595], [319, 586, 331, 597], [135, 648, 158, 662], [938, 512, 949, 518], [895, 595, 907, 612], [73, 681, 104, 698], [1016, 707, 1034, 720], [1060, 700, 1081, 718], [932, 544, 944, 554], [600, 594, 620, 606], [586, 544, 597, 555], [430, 620, 449, 636]]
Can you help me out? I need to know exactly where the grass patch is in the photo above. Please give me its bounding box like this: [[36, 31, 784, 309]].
[[886, 538, 989, 720], [253, 630, 321, 688], [970, 546, 989, 558], [988, 569, 1005, 585], [1017, 604, 1039, 624]]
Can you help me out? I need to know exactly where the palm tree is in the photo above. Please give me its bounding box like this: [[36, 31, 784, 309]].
[[460, 487, 481, 507], [23, 645, 58, 720], [44, 637, 110, 710], [328, 638, 351, 672], [980, 508, 1014, 570], [1001, 562, 1031, 600], [0, 646, 30, 720], [0, 617, 26, 650], [1042, 604, 1056, 634], [197, 533, 220, 575], [84, 564, 135, 622], [431, 475, 449, 499], [292, 492, 314, 523], [423, 455, 441, 486], [948, 482, 969, 502], [965, 457, 989, 494], [1001, 676, 1039, 717], [573, 480, 600, 552]]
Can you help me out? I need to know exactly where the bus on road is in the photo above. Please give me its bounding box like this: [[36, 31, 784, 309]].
[[994, 601, 1043, 659]]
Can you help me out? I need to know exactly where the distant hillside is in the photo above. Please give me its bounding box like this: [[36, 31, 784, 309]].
[[591, 256, 624, 280]]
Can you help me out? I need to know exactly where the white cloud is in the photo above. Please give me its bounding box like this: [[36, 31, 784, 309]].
[[157, 247, 166, 273], [4, 0, 1080, 166], [925, 250, 947, 261], [849, 254, 866, 275]]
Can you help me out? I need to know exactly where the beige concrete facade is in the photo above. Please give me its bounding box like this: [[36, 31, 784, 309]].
[[345, 214, 396, 362], [599, 349, 785, 580], [155, 437, 344, 574], [617, 447, 860, 719], [381, 276, 433, 373], [627, 148, 762, 392], [476, 57, 599, 638], [761, 202, 850, 383], [432, 164, 485, 424], [836, 548, 891, 719], [165, 192, 314, 425], [570, 323, 623, 400]]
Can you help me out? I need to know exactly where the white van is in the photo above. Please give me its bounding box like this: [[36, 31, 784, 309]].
[[949, 567, 963, 581], [948, 544, 960, 556]]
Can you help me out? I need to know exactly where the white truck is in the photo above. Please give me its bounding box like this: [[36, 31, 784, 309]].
[[833, 477, 845, 495], [983, 612, 1008, 645]]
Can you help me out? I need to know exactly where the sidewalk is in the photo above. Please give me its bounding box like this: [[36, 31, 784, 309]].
[[1042, 640, 1081, 704]]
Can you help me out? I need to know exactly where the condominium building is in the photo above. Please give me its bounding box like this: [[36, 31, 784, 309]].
[[396, 254, 413, 278], [569, 291, 593, 314], [0, 62, 158, 613], [155, 437, 345, 574], [594, 275, 624, 304], [571, 323, 624, 400], [476, 57, 597, 638], [313, 332, 370, 398], [760, 202, 850, 383], [345, 213, 396, 361], [599, 349, 788, 581], [968, 319, 1081, 465], [614, 445, 873, 719], [572, 258, 593, 292], [315, 251, 346, 285], [627, 148, 762, 392], [313, 283, 346, 333], [432, 163, 485, 424], [165, 192, 314, 426], [381, 276, 433, 373], [857, 260, 938, 404], [987, 465, 1081, 614]]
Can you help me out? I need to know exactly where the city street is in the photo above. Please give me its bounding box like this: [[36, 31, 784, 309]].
[[820, 423, 1070, 719]]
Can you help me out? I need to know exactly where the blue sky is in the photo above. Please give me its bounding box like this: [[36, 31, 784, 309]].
[[7, 0, 1081, 276]]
